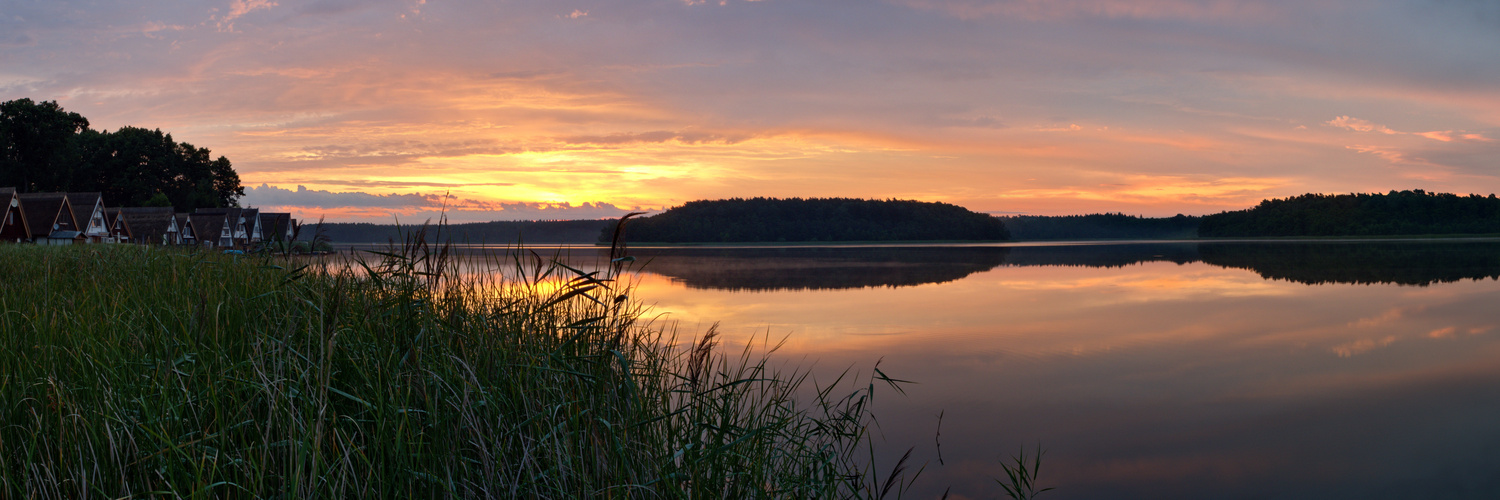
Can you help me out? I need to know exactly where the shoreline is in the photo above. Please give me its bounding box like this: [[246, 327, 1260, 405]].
[[308, 234, 1500, 251]]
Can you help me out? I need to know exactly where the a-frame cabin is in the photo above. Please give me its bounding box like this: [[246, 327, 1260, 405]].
[[0, 188, 31, 243], [65, 193, 109, 243], [119, 207, 179, 245], [194, 208, 245, 248], [259, 213, 296, 245], [105, 208, 132, 243], [241, 208, 262, 246], [175, 213, 198, 246], [18, 193, 80, 245]]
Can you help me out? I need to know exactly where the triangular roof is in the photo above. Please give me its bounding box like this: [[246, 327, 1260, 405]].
[[192, 209, 230, 245], [259, 213, 294, 242], [18, 193, 78, 239], [241, 208, 261, 242], [106, 207, 131, 241], [0, 187, 31, 240], [65, 192, 109, 238], [120, 207, 177, 244], [176, 213, 197, 242], [195, 208, 244, 244]]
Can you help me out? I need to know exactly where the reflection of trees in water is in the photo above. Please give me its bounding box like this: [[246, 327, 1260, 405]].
[[1000, 244, 1200, 268], [603, 241, 1500, 291], [1198, 242, 1500, 286], [626, 247, 1010, 292]]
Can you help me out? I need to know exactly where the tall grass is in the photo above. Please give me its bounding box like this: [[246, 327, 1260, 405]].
[[0, 233, 913, 498]]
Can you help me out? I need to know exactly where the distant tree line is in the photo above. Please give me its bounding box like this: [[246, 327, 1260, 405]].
[[1000, 213, 1200, 240], [0, 98, 243, 211], [301, 219, 614, 244], [1198, 190, 1500, 237], [608, 198, 1010, 243]]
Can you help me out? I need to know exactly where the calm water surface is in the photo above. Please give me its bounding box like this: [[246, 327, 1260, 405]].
[[393, 240, 1500, 498], [592, 241, 1500, 499]]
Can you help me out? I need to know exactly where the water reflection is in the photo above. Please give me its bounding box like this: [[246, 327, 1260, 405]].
[[617, 241, 1500, 290], [338, 240, 1500, 497], [607, 241, 1500, 499], [625, 247, 1009, 291]]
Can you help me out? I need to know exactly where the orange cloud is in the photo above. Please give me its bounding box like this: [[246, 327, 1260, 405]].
[[1326, 116, 1397, 134]]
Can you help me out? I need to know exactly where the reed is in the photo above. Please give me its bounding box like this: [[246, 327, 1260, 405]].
[[0, 231, 912, 498]]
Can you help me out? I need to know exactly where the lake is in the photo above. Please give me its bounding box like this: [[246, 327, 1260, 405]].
[[560, 240, 1499, 499], [351, 238, 1500, 498]]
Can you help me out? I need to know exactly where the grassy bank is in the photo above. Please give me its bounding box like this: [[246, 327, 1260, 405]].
[[0, 239, 908, 498]]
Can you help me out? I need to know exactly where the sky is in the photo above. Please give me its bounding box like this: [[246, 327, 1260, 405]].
[[3, 0, 1499, 223]]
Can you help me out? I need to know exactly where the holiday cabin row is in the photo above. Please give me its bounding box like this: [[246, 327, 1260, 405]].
[[0, 188, 297, 248]]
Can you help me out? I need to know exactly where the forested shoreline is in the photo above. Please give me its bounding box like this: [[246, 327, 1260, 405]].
[[1199, 190, 1500, 237], [608, 198, 1010, 243], [1000, 213, 1200, 240]]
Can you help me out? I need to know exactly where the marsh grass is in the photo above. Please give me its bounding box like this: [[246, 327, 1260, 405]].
[[0, 228, 916, 498]]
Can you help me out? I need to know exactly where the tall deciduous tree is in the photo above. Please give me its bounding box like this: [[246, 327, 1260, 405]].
[[0, 99, 89, 192], [0, 99, 243, 210]]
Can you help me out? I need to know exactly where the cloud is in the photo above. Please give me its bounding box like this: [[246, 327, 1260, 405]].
[[0, 33, 34, 47], [10, 0, 1500, 219], [216, 0, 279, 31], [1331, 335, 1397, 358], [244, 184, 432, 209], [1325, 116, 1397, 135], [241, 183, 643, 222], [559, 130, 754, 145], [892, 0, 1279, 21]]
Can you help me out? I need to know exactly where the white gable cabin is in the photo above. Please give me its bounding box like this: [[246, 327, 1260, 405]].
[[176, 214, 197, 246], [105, 208, 131, 243], [118, 207, 178, 245], [66, 193, 109, 243], [193, 208, 243, 248], [241, 208, 262, 245], [18, 193, 80, 245]]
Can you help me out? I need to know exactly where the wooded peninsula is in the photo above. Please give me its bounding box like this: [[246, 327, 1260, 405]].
[[305, 191, 1500, 245]]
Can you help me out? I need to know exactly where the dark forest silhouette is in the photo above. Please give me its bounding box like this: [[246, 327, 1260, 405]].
[[609, 198, 1010, 243], [0, 98, 243, 211], [1199, 190, 1500, 237]]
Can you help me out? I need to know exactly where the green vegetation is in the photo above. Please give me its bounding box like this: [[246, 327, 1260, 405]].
[[608, 198, 1009, 243], [1199, 190, 1500, 237], [1000, 213, 1200, 240], [0, 239, 914, 498], [0, 98, 243, 210], [996, 445, 1054, 500]]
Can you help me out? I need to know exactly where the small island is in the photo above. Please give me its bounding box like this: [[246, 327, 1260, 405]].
[[607, 197, 1011, 243]]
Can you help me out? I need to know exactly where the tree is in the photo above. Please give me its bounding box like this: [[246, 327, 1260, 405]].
[[0, 98, 243, 211], [0, 99, 90, 192], [142, 192, 173, 207]]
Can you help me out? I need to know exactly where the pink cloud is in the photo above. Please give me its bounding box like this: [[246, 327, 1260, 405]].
[[894, 0, 1279, 21], [216, 0, 279, 31], [1325, 116, 1397, 135]]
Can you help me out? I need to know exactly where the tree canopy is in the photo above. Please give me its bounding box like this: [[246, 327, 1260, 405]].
[[0, 98, 243, 211], [1000, 213, 1200, 240], [608, 198, 1010, 243], [1198, 190, 1500, 237]]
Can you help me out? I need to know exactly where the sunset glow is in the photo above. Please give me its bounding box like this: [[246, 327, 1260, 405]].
[[6, 0, 1498, 222]]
